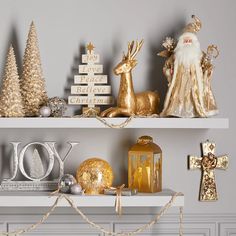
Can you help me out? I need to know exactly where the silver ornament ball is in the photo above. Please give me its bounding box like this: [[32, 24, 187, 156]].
[[58, 174, 77, 193], [47, 97, 67, 117], [70, 183, 83, 195], [39, 106, 51, 117]]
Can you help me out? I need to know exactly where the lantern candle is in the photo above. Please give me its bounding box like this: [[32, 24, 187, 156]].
[[128, 136, 162, 193]]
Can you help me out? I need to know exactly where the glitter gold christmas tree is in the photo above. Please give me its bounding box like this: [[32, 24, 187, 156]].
[[0, 45, 25, 117], [21, 21, 48, 116]]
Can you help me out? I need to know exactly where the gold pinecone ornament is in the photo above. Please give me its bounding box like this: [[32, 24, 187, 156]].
[[21, 21, 48, 116], [0, 46, 25, 117]]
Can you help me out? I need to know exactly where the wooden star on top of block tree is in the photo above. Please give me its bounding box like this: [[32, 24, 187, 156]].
[[87, 42, 95, 54]]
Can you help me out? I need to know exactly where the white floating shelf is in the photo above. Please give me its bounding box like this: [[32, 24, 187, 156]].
[[0, 189, 183, 207], [0, 117, 229, 129]]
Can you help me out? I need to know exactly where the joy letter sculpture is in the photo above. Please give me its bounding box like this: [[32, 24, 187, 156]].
[[0, 142, 79, 191], [101, 40, 159, 117]]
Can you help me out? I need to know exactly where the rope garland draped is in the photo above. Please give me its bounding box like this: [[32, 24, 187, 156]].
[[0, 192, 183, 236], [74, 110, 159, 129]]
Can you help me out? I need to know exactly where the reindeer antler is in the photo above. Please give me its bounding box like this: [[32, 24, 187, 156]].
[[126, 41, 134, 60], [131, 40, 144, 59], [126, 40, 144, 60]]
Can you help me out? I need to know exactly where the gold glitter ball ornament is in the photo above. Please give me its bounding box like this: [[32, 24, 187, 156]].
[[76, 158, 114, 195]]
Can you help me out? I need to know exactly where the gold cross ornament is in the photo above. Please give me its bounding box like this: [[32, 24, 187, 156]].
[[189, 140, 228, 201]]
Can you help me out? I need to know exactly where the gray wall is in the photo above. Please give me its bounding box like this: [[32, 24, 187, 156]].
[[0, 0, 235, 218]]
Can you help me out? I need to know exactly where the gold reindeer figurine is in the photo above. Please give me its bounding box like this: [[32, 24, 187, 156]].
[[100, 40, 160, 117]]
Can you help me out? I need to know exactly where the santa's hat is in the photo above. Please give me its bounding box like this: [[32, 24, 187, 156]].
[[184, 15, 202, 33]]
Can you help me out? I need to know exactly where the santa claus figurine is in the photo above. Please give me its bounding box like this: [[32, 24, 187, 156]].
[[158, 15, 219, 118]]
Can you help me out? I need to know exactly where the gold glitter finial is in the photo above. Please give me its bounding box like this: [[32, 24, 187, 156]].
[[86, 42, 95, 54], [207, 45, 220, 59]]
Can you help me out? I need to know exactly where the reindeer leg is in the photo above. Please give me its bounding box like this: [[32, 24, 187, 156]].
[[100, 107, 115, 117], [107, 108, 134, 117]]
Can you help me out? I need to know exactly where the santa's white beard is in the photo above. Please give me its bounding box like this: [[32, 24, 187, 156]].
[[174, 38, 202, 68]]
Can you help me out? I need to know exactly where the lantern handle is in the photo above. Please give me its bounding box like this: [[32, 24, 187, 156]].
[[137, 136, 153, 145]]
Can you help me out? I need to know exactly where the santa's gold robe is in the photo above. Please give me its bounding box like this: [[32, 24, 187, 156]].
[[202, 54, 219, 116], [161, 55, 218, 117]]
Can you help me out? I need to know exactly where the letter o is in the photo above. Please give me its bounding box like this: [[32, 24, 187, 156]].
[[18, 142, 55, 181]]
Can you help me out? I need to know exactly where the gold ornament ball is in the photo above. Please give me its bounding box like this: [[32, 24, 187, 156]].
[[76, 158, 114, 195]]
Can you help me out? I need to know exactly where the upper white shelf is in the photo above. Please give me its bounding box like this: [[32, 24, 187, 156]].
[[0, 117, 229, 129], [0, 189, 184, 207]]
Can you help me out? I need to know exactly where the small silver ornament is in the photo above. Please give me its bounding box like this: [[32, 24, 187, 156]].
[[47, 97, 67, 117], [58, 174, 77, 193], [39, 106, 51, 117], [70, 183, 83, 195]]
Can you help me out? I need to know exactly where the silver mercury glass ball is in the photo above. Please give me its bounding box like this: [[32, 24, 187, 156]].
[[39, 106, 51, 117], [58, 174, 77, 193], [70, 183, 83, 195], [47, 97, 67, 117]]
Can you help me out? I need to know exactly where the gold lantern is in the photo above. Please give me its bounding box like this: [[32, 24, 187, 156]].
[[128, 136, 162, 193]]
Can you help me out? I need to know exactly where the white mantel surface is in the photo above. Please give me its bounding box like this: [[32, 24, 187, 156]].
[[0, 189, 184, 207], [0, 117, 229, 129]]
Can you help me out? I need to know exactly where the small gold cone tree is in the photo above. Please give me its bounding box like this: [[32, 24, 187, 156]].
[[21, 21, 48, 116], [0, 45, 25, 117]]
